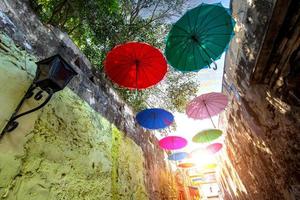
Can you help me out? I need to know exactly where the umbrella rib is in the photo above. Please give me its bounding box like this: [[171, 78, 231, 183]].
[[197, 8, 229, 34], [169, 34, 189, 38], [139, 64, 153, 89], [207, 103, 226, 112], [107, 64, 135, 87], [188, 104, 199, 118], [208, 99, 227, 105], [153, 112, 156, 129], [166, 39, 190, 60], [142, 61, 165, 88], [131, 44, 139, 89], [192, 45, 197, 69], [167, 40, 189, 55], [193, 102, 205, 119], [194, 44, 208, 68], [204, 33, 233, 36], [183, 42, 191, 72], [207, 102, 226, 114], [193, 106, 202, 119], [187, 11, 194, 33], [173, 24, 191, 34], [205, 39, 230, 50], [138, 42, 146, 61], [198, 22, 233, 37], [195, 4, 211, 34], [174, 42, 192, 70], [204, 45, 219, 60], [198, 45, 212, 65], [201, 23, 234, 35]]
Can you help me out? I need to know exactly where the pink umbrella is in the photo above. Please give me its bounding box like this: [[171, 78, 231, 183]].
[[206, 143, 223, 154], [159, 136, 187, 150], [186, 92, 228, 127]]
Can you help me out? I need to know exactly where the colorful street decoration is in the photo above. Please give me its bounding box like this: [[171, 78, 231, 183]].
[[192, 129, 222, 143], [159, 136, 187, 150], [206, 143, 223, 154], [168, 152, 189, 161], [165, 3, 235, 72], [178, 162, 195, 168], [186, 92, 228, 127], [136, 108, 174, 130], [104, 42, 167, 89]]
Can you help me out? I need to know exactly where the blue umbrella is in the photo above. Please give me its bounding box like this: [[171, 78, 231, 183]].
[[168, 152, 189, 161], [136, 108, 174, 130]]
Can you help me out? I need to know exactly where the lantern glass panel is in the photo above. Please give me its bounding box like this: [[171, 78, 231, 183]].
[[35, 55, 77, 93], [36, 63, 51, 81], [50, 62, 74, 88]]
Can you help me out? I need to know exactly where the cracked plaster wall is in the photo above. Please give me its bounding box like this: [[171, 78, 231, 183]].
[[0, 32, 148, 200]]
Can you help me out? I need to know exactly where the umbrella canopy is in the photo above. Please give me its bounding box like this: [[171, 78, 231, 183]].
[[165, 3, 235, 72], [190, 174, 204, 179], [192, 129, 222, 143], [191, 177, 205, 182], [203, 163, 217, 170], [178, 162, 195, 168], [104, 42, 167, 89], [168, 152, 189, 161], [206, 143, 223, 154], [136, 108, 174, 130], [159, 136, 187, 150], [186, 92, 228, 120]]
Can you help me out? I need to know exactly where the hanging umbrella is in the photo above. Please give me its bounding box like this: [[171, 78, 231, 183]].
[[178, 162, 195, 168], [159, 136, 187, 150], [136, 108, 174, 130], [186, 92, 228, 127], [192, 129, 222, 143], [191, 178, 205, 186], [168, 152, 189, 161], [104, 42, 167, 89], [203, 163, 217, 170], [190, 174, 204, 179], [206, 143, 223, 154], [165, 3, 235, 72]]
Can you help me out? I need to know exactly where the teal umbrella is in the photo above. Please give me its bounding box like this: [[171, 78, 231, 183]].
[[165, 3, 235, 72]]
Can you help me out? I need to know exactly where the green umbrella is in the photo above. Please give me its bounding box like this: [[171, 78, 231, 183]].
[[192, 129, 222, 143], [165, 3, 235, 72]]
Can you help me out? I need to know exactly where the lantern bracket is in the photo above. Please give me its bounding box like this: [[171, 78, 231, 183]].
[[0, 54, 77, 138], [0, 84, 53, 137]]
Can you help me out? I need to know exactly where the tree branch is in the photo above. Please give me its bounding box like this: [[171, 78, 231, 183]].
[[149, 0, 161, 22], [47, 0, 67, 25]]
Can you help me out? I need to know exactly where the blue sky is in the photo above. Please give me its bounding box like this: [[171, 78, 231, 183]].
[[187, 0, 230, 8]]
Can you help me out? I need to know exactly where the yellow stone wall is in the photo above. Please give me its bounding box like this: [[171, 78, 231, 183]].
[[0, 32, 148, 200]]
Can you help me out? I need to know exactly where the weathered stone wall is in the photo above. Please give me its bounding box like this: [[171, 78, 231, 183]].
[[219, 0, 300, 199], [0, 0, 178, 199], [0, 33, 148, 200]]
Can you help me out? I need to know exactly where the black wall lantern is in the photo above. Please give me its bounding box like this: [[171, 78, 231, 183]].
[[1, 54, 78, 136]]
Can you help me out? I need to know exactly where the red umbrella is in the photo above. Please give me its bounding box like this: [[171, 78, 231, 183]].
[[186, 92, 228, 127], [104, 42, 167, 89]]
